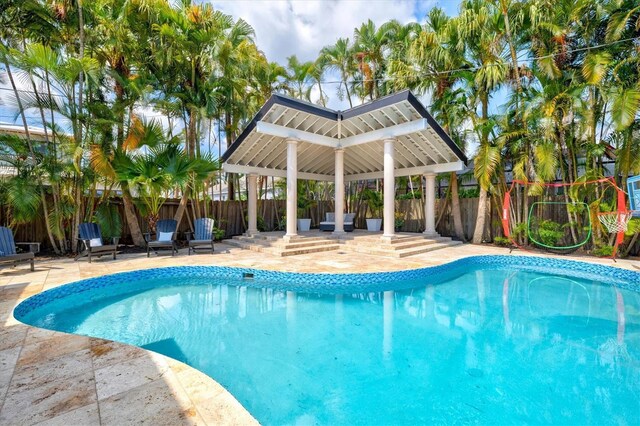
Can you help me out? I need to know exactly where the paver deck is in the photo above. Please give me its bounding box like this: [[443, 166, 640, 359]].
[[0, 242, 638, 425]]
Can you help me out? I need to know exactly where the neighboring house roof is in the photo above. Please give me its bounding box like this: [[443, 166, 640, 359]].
[[222, 90, 467, 181], [0, 123, 55, 142]]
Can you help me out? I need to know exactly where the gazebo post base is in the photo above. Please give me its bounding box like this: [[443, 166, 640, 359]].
[[283, 234, 300, 243], [422, 231, 440, 238]]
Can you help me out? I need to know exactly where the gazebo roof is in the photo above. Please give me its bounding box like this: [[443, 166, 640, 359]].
[[222, 90, 467, 181]]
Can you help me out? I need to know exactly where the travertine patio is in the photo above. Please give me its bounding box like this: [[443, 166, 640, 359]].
[[0, 242, 638, 425]]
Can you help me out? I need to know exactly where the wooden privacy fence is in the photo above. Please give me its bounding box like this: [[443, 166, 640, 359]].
[[2, 196, 502, 249], [4, 196, 638, 255]]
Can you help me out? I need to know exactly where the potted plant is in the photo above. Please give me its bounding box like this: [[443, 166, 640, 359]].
[[297, 195, 314, 232], [363, 189, 383, 232]]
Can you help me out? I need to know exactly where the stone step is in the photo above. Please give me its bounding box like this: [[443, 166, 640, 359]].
[[344, 239, 433, 251], [385, 235, 430, 244], [228, 233, 463, 258], [394, 240, 464, 258], [342, 239, 462, 258], [246, 234, 326, 243], [382, 239, 439, 251], [274, 240, 336, 249], [232, 235, 335, 250], [226, 238, 339, 257], [341, 235, 424, 245], [225, 240, 280, 255], [227, 236, 340, 256], [344, 236, 452, 250], [278, 244, 340, 257], [229, 237, 275, 248]]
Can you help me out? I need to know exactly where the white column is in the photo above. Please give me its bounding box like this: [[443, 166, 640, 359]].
[[333, 148, 345, 235], [423, 172, 438, 237], [382, 138, 396, 239], [285, 139, 298, 239], [247, 173, 258, 235]]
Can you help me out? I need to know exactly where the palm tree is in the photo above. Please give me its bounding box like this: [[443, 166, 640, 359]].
[[103, 119, 219, 231], [389, 7, 470, 241], [353, 19, 394, 100], [210, 15, 259, 201], [311, 56, 329, 107], [453, 0, 508, 244], [285, 55, 314, 101], [320, 38, 355, 107], [0, 0, 62, 253], [142, 1, 231, 222]]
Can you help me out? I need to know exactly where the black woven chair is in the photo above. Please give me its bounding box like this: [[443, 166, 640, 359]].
[[0, 226, 35, 271], [186, 218, 215, 255], [75, 223, 118, 263], [146, 219, 178, 257]]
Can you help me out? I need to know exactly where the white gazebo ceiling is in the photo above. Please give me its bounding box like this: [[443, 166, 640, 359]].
[[222, 90, 467, 181]]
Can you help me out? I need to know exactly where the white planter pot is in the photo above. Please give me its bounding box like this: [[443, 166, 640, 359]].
[[297, 218, 312, 232], [366, 218, 382, 232]]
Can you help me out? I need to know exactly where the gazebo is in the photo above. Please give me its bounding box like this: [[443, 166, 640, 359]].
[[222, 90, 467, 243]]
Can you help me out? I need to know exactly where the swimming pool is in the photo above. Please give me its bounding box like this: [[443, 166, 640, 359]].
[[15, 255, 640, 424]]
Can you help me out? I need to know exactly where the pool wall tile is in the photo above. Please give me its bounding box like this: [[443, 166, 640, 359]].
[[13, 255, 640, 321]]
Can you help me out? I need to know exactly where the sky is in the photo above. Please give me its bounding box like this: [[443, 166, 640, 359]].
[[209, 0, 463, 110], [210, 0, 462, 64]]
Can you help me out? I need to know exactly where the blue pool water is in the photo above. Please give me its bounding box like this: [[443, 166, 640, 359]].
[[15, 256, 640, 425]]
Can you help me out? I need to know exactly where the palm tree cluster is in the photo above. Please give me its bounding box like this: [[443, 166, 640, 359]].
[[0, 0, 283, 252], [309, 0, 639, 254], [1, 0, 639, 256]]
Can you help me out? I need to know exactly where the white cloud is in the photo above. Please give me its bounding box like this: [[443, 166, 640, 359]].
[[209, 0, 426, 63], [209, 0, 436, 109]]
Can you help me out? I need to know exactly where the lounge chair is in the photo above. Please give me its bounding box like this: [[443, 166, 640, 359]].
[[76, 223, 119, 263], [319, 212, 356, 232], [0, 226, 35, 271], [146, 219, 178, 257], [185, 218, 215, 255]]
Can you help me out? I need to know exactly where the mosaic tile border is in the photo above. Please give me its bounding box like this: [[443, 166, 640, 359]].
[[14, 255, 640, 320]]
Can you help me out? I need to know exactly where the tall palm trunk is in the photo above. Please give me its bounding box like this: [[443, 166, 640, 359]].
[[122, 184, 146, 246], [317, 80, 326, 107], [113, 74, 144, 246], [472, 187, 489, 244], [225, 111, 235, 201], [44, 69, 66, 251], [71, 0, 86, 252], [343, 74, 353, 108], [28, 73, 68, 252], [3, 58, 61, 254], [473, 94, 490, 244], [450, 173, 466, 241], [557, 129, 578, 244], [174, 108, 198, 228], [439, 121, 465, 241]]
